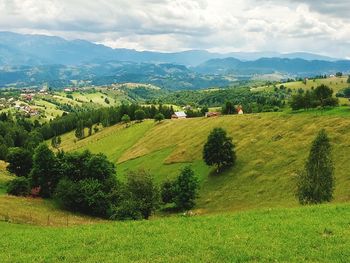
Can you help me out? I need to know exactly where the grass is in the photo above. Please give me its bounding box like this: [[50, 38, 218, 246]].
[[54, 111, 350, 214], [1, 203, 350, 262]]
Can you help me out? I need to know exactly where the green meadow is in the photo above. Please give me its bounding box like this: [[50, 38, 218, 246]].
[[1, 203, 350, 262]]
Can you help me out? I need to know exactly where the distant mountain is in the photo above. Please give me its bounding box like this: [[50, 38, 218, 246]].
[[194, 57, 350, 76], [0, 32, 340, 67], [0, 62, 232, 90]]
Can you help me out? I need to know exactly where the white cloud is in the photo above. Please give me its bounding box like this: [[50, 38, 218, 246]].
[[0, 0, 350, 58]]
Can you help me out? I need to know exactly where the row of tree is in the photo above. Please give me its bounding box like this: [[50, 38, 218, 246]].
[[6, 144, 200, 219], [290, 84, 338, 110]]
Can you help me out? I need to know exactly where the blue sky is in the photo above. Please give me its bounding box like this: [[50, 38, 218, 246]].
[[1, 0, 349, 58]]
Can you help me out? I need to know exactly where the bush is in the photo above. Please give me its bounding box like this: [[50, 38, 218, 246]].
[[110, 199, 142, 220], [7, 177, 30, 196], [55, 178, 112, 217]]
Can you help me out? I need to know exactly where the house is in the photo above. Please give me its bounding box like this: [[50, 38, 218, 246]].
[[171, 111, 187, 119], [237, 106, 244, 115], [205, 112, 221, 118], [64, 88, 72, 92]]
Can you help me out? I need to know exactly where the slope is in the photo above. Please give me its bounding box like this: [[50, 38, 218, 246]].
[[58, 110, 350, 214]]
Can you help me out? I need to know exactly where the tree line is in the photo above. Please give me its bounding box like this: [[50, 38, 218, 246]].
[[0, 103, 175, 161], [290, 84, 338, 110]]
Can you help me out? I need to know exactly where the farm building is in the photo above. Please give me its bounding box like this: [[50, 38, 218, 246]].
[[205, 112, 221, 117], [237, 106, 244, 115], [172, 111, 187, 119]]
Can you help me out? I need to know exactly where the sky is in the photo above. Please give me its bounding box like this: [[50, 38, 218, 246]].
[[0, 0, 350, 58]]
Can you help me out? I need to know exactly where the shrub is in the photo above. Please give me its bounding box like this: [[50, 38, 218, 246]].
[[7, 177, 30, 196]]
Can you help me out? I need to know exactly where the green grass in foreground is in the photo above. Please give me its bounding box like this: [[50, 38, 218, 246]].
[[1, 203, 350, 262]]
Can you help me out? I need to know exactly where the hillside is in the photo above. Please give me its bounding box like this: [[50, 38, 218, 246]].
[[56, 110, 350, 214], [1, 203, 350, 262]]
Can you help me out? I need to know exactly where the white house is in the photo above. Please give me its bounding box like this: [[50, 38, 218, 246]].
[[171, 111, 187, 119]]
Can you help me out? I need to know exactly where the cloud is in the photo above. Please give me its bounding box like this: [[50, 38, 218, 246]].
[[0, 0, 350, 58]]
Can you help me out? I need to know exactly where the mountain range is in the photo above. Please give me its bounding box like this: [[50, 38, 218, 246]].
[[0, 31, 350, 90], [0, 31, 339, 67]]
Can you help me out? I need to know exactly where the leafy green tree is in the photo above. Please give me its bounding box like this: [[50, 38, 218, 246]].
[[30, 144, 60, 197], [86, 119, 93, 136], [161, 179, 176, 204], [203, 128, 236, 173], [124, 169, 159, 219], [200, 106, 209, 116], [135, 109, 146, 122], [314, 85, 333, 106], [121, 114, 131, 127], [336, 72, 343, 77], [75, 120, 84, 139], [154, 113, 165, 123], [347, 75, 350, 84], [297, 129, 334, 204], [174, 167, 199, 211], [51, 136, 61, 149], [6, 147, 32, 177], [223, 101, 234, 114]]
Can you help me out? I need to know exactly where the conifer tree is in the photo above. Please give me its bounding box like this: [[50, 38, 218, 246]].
[[297, 129, 334, 204]]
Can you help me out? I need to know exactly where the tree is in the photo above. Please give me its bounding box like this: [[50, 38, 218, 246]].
[[347, 75, 350, 84], [161, 179, 176, 204], [154, 113, 165, 123], [51, 136, 61, 149], [200, 106, 209, 116], [135, 109, 146, 122], [123, 169, 159, 219], [203, 128, 236, 173], [6, 147, 32, 177], [121, 114, 131, 127], [75, 120, 84, 139], [223, 101, 234, 114], [314, 84, 333, 106], [30, 144, 60, 197], [174, 167, 199, 211], [336, 72, 343, 77], [86, 119, 93, 136], [297, 129, 334, 204]]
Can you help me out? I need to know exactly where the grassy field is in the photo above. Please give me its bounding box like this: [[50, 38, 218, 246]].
[[52, 108, 350, 214], [1, 203, 350, 262]]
